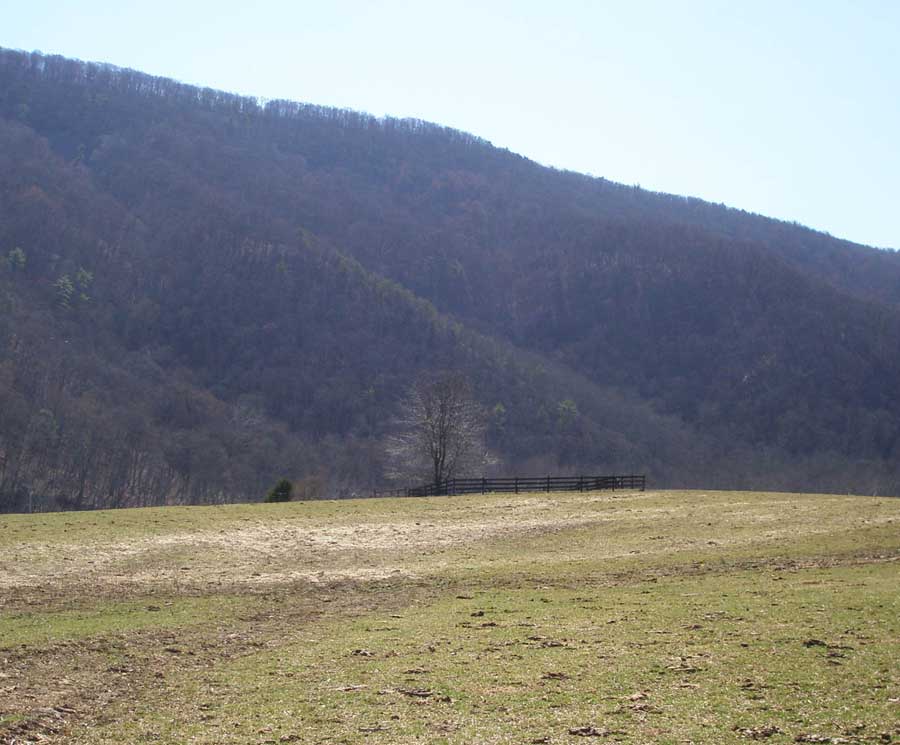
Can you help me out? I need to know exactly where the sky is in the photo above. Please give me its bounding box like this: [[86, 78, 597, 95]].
[[3, 0, 898, 249]]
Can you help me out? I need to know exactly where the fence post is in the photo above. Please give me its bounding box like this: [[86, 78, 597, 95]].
[[515, 477, 518, 494], [546, 474, 550, 492]]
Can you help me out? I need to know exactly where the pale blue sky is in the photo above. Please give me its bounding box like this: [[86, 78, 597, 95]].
[[3, 1, 898, 248]]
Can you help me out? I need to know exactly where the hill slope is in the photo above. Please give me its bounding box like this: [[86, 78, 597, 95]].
[[1, 48, 899, 508]]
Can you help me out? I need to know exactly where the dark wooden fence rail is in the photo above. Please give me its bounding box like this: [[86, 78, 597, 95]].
[[373, 474, 645, 498]]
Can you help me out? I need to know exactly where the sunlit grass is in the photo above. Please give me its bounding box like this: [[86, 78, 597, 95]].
[[0, 594, 258, 648], [84, 563, 899, 744], [1, 489, 897, 744]]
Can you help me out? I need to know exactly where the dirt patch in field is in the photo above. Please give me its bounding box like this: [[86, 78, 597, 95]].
[[2, 491, 897, 600], [0, 493, 636, 593]]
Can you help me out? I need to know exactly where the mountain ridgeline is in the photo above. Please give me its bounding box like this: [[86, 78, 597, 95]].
[[1, 48, 899, 511]]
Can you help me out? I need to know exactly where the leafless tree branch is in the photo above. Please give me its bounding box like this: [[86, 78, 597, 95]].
[[385, 371, 493, 485]]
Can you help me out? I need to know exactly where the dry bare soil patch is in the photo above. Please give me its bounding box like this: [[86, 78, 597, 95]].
[[1, 490, 898, 744]]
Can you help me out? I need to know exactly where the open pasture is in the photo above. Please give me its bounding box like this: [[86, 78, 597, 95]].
[[1, 490, 898, 744]]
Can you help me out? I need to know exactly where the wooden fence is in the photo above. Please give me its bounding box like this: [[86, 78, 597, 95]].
[[373, 474, 645, 499]]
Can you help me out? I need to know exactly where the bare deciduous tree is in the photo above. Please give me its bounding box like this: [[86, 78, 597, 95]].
[[385, 371, 492, 485]]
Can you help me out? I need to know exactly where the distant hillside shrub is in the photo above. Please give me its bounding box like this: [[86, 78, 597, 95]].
[[265, 479, 293, 503]]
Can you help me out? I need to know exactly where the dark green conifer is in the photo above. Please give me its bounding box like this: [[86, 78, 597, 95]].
[[265, 479, 293, 503]]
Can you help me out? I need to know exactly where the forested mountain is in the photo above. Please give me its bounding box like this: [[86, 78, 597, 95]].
[[1, 48, 898, 511]]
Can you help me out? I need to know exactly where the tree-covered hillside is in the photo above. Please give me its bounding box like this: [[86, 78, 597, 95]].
[[1, 48, 898, 510]]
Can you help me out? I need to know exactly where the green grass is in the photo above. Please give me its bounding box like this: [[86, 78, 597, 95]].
[[0, 594, 258, 648], [1, 489, 898, 744], [85, 562, 899, 744]]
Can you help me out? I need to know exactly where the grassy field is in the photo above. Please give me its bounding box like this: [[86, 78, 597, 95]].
[[0, 489, 898, 744]]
